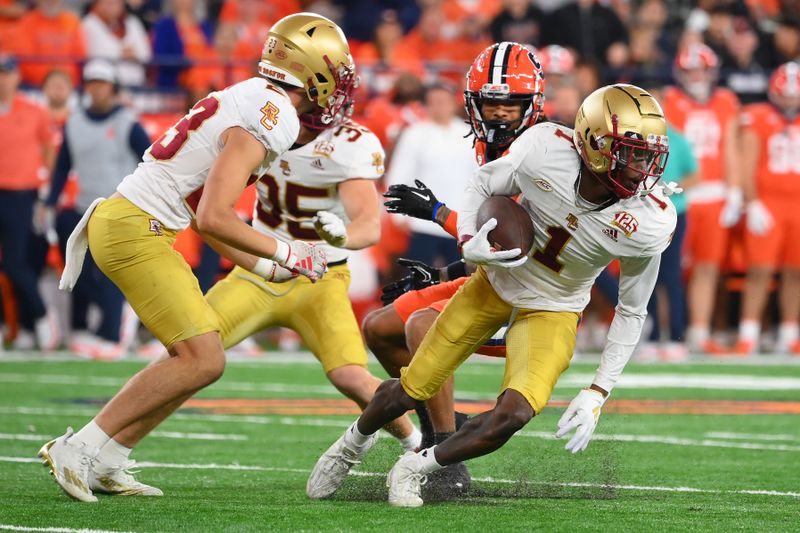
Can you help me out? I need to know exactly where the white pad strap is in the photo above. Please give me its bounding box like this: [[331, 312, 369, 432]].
[[59, 197, 106, 292]]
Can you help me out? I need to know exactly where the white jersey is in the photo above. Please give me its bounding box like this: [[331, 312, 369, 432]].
[[459, 121, 676, 310], [251, 120, 385, 263], [119, 77, 299, 230]]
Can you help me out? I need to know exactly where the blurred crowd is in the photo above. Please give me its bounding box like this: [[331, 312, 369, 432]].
[[0, 0, 798, 359]]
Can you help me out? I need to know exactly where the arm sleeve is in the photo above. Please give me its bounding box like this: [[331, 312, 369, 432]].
[[457, 156, 522, 237], [46, 132, 72, 207], [592, 253, 661, 393], [128, 121, 152, 159]]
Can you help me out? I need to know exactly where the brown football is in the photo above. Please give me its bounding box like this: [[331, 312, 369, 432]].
[[475, 196, 535, 259]]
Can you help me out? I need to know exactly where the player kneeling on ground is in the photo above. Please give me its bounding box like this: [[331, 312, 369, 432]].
[[308, 84, 677, 507]]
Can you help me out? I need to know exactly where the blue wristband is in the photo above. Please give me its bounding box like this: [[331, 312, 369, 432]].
[[432, 201, 443, 221]]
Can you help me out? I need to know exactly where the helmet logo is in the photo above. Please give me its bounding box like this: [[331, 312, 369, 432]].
[[275, 50, 288, 60]]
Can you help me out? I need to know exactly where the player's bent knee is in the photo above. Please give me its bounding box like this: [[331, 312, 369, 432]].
[[362, 306, 403, 350], [171, 333, 226, 387]]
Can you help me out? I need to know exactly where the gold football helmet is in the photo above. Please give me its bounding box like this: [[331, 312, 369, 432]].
[[259, 12, 356, 128], [574, 84, 669, 199]]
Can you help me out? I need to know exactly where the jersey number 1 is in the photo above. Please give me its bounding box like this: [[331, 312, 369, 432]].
[[150, 96, 221, 160], [533, 226, 571, 273]]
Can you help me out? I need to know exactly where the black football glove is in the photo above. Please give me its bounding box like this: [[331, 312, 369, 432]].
[[380, 258, 441, 306], [383, 179, 443, 221]]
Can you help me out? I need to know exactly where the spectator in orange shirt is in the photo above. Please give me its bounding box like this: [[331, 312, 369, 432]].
[[0, 0, 26, 52], [353, 10, 426, 97], [15, 0, 86, 86], [0, 56, 59, 350]]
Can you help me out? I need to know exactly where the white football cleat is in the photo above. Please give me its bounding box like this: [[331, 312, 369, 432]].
[[387, 451, 427, 508], [306, 429, 378, 499], [90, 459, 163, 496], [38, 428, 97, 502]]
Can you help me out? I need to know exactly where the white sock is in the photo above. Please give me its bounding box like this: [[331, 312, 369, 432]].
[[345, 420, 372, 448], [417, 446, 443, 474], [399, 426, 421, 452], [96, 438, 133, 467], [738, 319, 760, 342], [73, 420, 111, 452]]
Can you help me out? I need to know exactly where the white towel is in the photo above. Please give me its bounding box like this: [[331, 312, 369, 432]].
[[59, 197, 106, 292]]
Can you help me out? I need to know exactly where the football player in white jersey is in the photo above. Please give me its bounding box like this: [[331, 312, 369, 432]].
[[307, 84, 676, 507], [72, 116, 422, 497], [39, 13, 354, 502]]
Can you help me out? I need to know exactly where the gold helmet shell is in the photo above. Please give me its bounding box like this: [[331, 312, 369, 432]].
[[573, 84, 669, 198], [259, 12, 356, 127]]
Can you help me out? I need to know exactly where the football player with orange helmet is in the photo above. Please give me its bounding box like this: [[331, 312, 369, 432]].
[[727, 62, 800, 355], [357, 41, 546, 497], [662, 42, 741, 353]]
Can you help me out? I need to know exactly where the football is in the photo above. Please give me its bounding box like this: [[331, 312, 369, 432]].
[[476, 196, 535, 258]]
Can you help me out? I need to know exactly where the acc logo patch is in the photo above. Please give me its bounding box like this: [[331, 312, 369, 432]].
[[534, 179, 553, 192], [275, 50, 288, 60], [611, 211, 639, 237]]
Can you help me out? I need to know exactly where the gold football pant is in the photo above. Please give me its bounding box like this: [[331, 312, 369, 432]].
[[400, 267, 580, 414], [88, 197, 220, 347], [206, 264, 368, 373]]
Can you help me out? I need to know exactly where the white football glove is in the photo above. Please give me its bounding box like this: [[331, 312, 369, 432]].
[[274, 240, 328, 282], [555, 388, 605, 454], [719, 187, 744, 228], [660, 181, 684, 197], [33, 200, 57, 244], [461, 218, 527, 269], [313, 210, 348, 248], [745, 200, 774, 236]]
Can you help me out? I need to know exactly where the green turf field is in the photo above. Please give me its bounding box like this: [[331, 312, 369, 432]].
[[0, 354, 798, 532]]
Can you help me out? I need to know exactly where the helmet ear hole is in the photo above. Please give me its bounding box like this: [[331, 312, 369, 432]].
[[588, 134, 599, 151]]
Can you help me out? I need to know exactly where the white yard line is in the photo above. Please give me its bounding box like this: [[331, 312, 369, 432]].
[[0, 431, 246, 442], [517, 431, 800, 452], [0, 526, 136, 533], [3, 406, 798, 451], [1, 455, 797, 499], [703, 432, 798, 441], [3, 370, 800, 393]]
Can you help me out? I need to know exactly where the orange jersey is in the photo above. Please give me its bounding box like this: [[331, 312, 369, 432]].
[[0, 95, 53, 190], [662, 87, 739, 183], [740, 103, 800, 198], [14, 9, 85, 86]]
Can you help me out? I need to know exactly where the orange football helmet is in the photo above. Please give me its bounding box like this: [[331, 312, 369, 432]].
[[769, 62, 800, 118], [674, 42, 719, 103], [464, 42, 545, 147]]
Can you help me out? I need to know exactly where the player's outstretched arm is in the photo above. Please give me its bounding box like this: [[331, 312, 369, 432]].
[[383, 179, 460, 238], [556, 254, 662, 453], [322, 178, 382, 250], [196, 126, 322, 281]]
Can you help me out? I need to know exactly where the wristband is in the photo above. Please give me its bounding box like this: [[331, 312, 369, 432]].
[[443, 209, 458, 238], [252, 257, 274, 278], [445, 260, 467, 281], [271, 240, 291, 266], [431, 201, 443, 221]]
